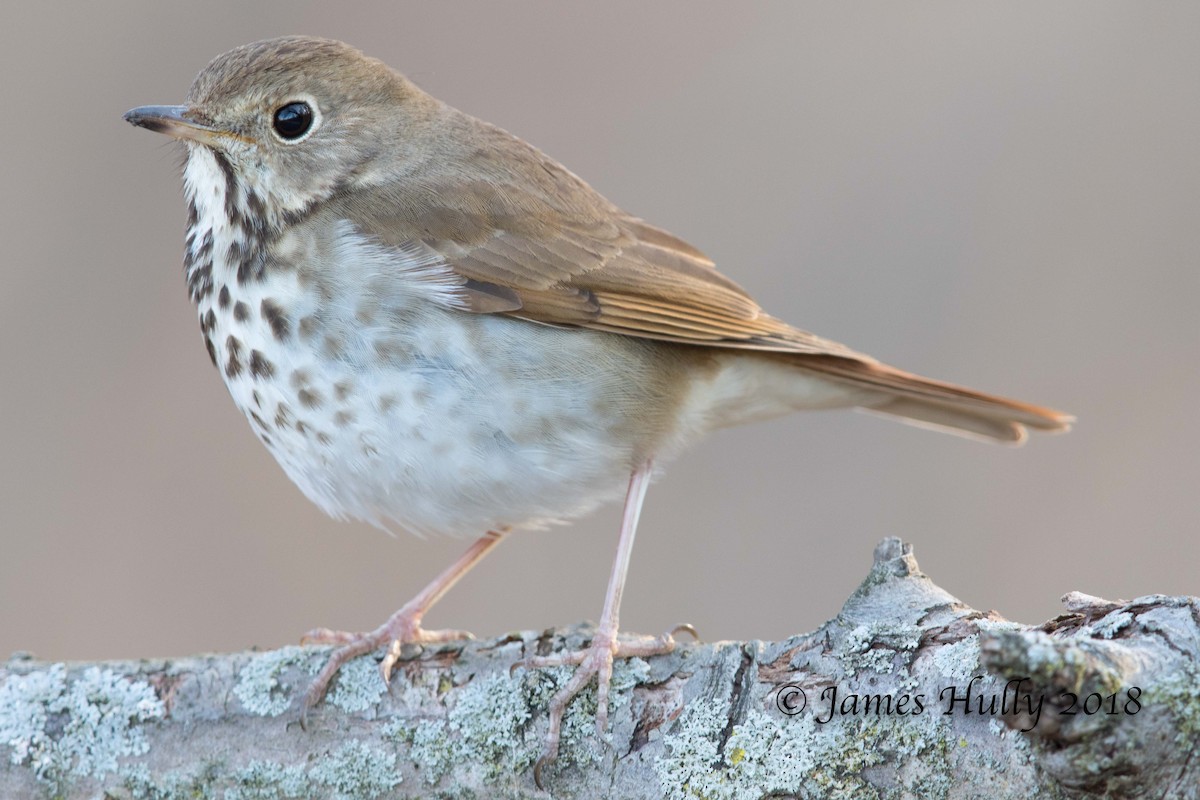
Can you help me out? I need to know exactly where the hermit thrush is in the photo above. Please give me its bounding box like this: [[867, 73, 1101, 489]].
[[125, 36, 1070, 777]]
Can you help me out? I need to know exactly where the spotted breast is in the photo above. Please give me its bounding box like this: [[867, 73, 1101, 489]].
[[181, 143, 706, 537]]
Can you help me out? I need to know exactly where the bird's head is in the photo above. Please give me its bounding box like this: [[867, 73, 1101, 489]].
[[125, 36, 438, 227]]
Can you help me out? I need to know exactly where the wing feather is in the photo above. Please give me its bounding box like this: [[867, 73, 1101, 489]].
[[325, 114, 871, 361]]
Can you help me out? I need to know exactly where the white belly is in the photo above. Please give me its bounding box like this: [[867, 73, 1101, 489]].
[[227, 302, 661, 536], [191, 219, 687, 536]]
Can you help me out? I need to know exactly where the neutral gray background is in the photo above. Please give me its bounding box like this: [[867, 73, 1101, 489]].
[[1, 2, 1196, 663]]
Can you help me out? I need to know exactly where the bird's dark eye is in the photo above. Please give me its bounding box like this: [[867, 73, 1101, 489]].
[[272, 101, 314, 140]]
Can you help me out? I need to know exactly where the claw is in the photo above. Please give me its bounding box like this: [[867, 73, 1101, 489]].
[[667, 622, 700, 642], [533, 754, 551, 791]]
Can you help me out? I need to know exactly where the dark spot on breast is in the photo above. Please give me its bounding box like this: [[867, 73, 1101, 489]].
[[200, 308, 216, 334], [316, 432, 333, 446], [334, 381, 353, 402], [225, 336, 243, 378], [333, 410, 354, 427], [372, 338, 411, 365], [295, 421, 311, 438], [185, 230, 215, 306], [298, 315, 319, 339], [251, 390, 262, 409], [204, 336, 217, 367], [186, 259, 213, 303], [233, 301, 250, 322], [214, 151, 239, 221], [298, 388, 323, 409], [274, 402, 293, 429], [261, 299, 290, 342], [246, 190, 265, 220], [197, 230, 214, 260], [290, 369, 309, 389], [235, 241, 267, 286], [218, 285, 230, 309], [355, 306, 376, 325], [322, 335, 345, 359], [249, 410, 270, 433], [249, 350, 275, 379]]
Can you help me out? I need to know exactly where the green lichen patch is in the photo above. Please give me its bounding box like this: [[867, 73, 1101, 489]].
[[309, 741, 400, 799], [117, 745, 399, 800], [122, 761, 223, 800], [394, 670, 539, 785], [983, 630, 1105, 697], [390, 656, 653, 787], [840, 623, 922, 674], [232, 646, 313, 717], [0, 663, 164, 792], [326, 656, 387, 715], [930, 635, 981, 681], [655, 691, 965, 800], [224, 760, 308, 799], [1147, 660, 1200, 748]]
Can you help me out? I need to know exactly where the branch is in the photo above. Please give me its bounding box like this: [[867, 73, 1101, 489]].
[[2, 538, 1197, 799]]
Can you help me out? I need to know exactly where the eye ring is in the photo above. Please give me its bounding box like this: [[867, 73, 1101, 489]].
[[271, 100, 316, 141]]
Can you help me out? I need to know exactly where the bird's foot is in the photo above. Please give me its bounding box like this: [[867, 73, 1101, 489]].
[[299, 605, 474, 724], [520, 623, 697, 788]]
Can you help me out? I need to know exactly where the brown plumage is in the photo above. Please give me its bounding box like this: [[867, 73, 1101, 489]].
[[325, 96, 1070, 442], [125, 35, 1072, 779]]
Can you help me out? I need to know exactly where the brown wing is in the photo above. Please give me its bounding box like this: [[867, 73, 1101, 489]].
[[434, 215, 872, 359], [323, 112, 872, 361], [418, 218, 1070, 437], [325, 113, 1070, 440]]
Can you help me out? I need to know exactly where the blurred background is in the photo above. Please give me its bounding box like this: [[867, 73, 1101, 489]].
[[1, 2, 1197, 663]]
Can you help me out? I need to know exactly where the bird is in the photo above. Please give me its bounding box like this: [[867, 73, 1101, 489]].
[[124, 35, 1071, 776]]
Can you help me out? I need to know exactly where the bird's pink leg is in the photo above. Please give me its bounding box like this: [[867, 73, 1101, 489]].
[[301, 528, 506, 715], [519, 460, 688, 784]]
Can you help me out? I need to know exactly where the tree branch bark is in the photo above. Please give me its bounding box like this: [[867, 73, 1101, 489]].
[[2, 538, 1197, 799]]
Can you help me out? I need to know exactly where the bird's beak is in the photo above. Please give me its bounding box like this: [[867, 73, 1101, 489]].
[[123, 105, 251, 146]]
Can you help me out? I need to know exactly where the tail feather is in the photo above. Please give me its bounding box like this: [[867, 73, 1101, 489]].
[[790, 355, 1073, 444]]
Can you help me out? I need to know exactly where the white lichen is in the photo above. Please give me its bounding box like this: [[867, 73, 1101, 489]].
[[309, 740, 400, 799], [931, 635, 981, 681], [393, 656, 654, 786], [405, 717, 456, 784], [325, 656, 386, 714], [1087, 611, 1133, 640], [443, 671, 539, 780], [122, 762, 222, 800], [976, 618, 1023, 635], [0, 663, 163, 789], [232, 646, 311, 717], [655, 697, 731, 798], [840, 623, 922, 674], [224, 760, 308, 799], [1148, 659, 1200, 748], [656, 686, 964, 799]]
